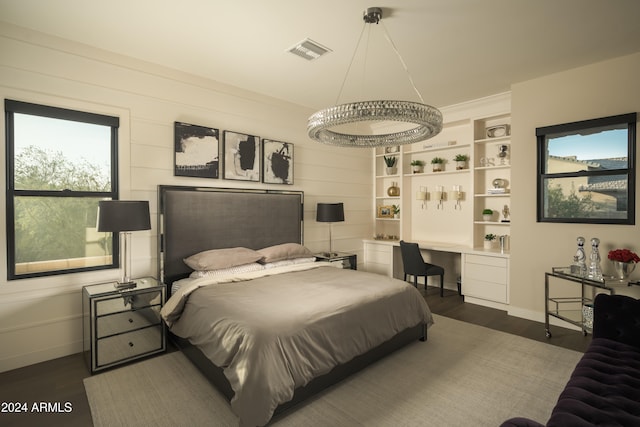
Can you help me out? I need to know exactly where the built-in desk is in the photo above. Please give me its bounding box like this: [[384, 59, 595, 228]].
[[363, 239, 510, 308]]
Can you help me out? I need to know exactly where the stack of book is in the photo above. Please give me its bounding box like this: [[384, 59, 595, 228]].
[[487, 187, 509, 195]]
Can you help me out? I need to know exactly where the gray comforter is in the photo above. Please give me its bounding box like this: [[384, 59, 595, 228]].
[[161, 263, 433, 426]]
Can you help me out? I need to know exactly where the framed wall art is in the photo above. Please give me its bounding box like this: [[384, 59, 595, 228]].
[[223, 130, 260, 181], [262, 139, 293, 185], [174, 122, 219, 178], [377, 205, 394, 218]]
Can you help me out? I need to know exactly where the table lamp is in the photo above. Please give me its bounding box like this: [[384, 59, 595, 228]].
[[316, 202, 344, 258], [97, 200, 151, 289]]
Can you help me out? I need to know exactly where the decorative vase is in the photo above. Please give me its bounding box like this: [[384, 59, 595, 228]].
[[387, 182, 400, 197], [612, 261, 636, 280]]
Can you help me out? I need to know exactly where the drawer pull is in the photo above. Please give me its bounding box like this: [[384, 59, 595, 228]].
[[129, 342, 134, 347], [128, 318, 133, 323]]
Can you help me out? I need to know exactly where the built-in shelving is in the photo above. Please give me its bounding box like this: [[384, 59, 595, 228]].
[[368, 94, 512, 307]]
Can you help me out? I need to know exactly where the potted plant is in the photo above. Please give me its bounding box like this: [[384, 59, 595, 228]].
[[431, 157, 445, 172], [410, 159, 425, 174], [482, 209, 493, 221], [484, 233, 497, 249], [454, 154, 469, 170], [383, 156, 397, 175], [392, 204, 400, 219]]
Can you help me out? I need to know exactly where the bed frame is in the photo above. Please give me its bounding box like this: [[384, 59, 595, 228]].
[[158, 185, 426, 419]]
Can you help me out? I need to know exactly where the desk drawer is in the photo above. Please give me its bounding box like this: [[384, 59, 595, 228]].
[[97, 326, 163, 367], [465, 254, 507, 268], [464, 278, 507, 303], [465, 262, 507, 285]]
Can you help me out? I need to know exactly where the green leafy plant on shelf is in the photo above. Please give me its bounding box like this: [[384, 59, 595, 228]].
[[383, 156, 397, 167]]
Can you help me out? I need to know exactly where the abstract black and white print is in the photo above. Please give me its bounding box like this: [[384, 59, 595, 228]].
[[223, 131, 261, 181], [174, 122, 219, 178], [262, 139, 293, 185]]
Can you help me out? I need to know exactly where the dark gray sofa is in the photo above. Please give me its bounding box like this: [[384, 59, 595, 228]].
[[501, 293, 640, 427]]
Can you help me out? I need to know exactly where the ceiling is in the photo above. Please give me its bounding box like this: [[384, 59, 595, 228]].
[[2, 0, 640, 111]]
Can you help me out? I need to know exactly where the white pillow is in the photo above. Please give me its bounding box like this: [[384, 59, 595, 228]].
[[189, 262, 265, 278], [263, 256, 316, 269]]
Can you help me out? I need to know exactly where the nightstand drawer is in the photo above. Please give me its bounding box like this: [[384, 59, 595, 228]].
[[97, 307, 162, 338], [95, 289, 162, 316], [97, 326, 163, 367]]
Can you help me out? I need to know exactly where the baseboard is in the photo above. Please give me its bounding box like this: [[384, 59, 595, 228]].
[[0, 340, 83, 373], [463, 296, 508, 312], [507, 305, 582, 332], [0, 313, 84, 373]]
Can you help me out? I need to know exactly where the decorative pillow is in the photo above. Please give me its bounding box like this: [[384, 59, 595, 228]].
[[183, 247, 264, 271], [257, 243, 313, 263], [189, 262, 265, 278], [263, 256, 317, 269]]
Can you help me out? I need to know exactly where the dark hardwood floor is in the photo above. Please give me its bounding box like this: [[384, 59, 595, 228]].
[[0, 286, 590, 427]]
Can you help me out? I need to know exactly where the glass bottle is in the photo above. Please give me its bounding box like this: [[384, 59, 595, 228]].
[[571, 236, 587, 276], [587, 237, 603, 281]]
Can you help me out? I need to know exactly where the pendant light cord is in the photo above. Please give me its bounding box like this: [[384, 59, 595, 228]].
[[335, 23, 368, 105], [380, 21, 425, 104], [334, 20, 425, 105]]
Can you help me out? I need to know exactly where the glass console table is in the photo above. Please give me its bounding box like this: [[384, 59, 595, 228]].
[[545, 267, 639, 338]]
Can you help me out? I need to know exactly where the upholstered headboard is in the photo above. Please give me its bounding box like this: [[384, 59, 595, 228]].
[[158, 185, 304, 285]]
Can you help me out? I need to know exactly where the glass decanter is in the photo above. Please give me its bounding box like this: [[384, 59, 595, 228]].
[[587, 237, 603, 281], [571, 236, 587, 276]]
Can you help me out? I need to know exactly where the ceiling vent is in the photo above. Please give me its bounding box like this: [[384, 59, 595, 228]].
[[287, 38, 331, 61]]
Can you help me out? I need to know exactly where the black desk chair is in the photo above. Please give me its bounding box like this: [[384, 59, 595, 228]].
[[399, 240, 446, 297]]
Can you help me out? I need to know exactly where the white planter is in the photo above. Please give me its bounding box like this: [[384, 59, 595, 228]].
[[483, 240, 495, 249], [482, 214, 493, 221], [455, 160, 467, 170], [385, 166, 397, 175]]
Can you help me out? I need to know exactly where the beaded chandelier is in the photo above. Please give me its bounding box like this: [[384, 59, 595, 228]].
[[307, 7, 442, 148]]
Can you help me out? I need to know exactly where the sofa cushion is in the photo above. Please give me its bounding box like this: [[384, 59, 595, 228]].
[[546, 337, 640, 427], [593, 294, 640, 347]]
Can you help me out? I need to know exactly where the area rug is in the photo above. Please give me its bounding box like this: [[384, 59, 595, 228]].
[[84, 314, 582, 426]]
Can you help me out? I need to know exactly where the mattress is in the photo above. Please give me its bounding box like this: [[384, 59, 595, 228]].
[[161, 262, 432, 426]]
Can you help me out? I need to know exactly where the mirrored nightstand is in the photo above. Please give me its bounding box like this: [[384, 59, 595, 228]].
[[315, 252, 357, 270], [82, 276, 166, 373]]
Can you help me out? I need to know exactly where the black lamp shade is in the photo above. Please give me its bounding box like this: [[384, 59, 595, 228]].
[[316, 203, 345, 223], [97, 200, 151, 232]]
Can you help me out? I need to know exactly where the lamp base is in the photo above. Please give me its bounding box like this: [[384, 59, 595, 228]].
[[114, 280, 137, 290]]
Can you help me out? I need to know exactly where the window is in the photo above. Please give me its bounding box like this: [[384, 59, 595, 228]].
[[5, 100, 119, 279], [536, 113, 636, 224]]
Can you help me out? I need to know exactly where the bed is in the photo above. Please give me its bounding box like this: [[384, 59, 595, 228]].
[[157, 185, 433, 426]]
